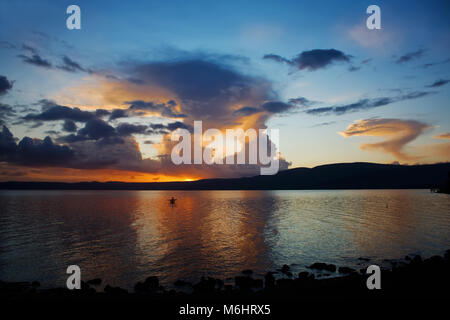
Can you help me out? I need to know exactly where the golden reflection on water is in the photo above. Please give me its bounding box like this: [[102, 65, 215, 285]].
[[0, 189, 449, 289]]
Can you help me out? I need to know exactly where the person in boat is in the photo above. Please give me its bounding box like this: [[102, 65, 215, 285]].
[[169, 197, 177, 204]]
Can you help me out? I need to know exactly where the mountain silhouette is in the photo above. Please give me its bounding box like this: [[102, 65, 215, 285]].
[[1, 162, 449, 190]]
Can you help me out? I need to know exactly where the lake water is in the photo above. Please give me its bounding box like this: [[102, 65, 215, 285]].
[[0, 189, 449, 289]]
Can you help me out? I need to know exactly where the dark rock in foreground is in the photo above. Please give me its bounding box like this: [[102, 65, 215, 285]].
[[1, 249, 449, 301]]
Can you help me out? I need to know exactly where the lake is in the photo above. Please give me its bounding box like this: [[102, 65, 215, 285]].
[[0, 189, 449, 289]]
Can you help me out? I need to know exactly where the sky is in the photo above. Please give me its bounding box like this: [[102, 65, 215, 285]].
[[0, 0, 449, 182]]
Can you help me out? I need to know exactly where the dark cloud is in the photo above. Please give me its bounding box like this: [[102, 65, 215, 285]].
[[0, 126, 17, 156], [233, 106, 261, 116], [419, 58, 450, 69], [109, 108, 129, 120], [148, 121, 191, 133], [78, 119, 116, 140], [0, 75, 14, 96], [426, 79, 450, 88], [288, 97, 315, 108], [62, 120, 77, 132], [57, 56, 88, 73], [17, 54, 52, 68], [348, 66, 361, 72], [22, 44, 38, 55], [24, 100, 102, 123], [16, 136, 74, 166], [0, 126, 74, 166], [116, 123, 148, 136], [261, 101, 294, 113], [95, 109, 111, 118], [264, 49, 352, 71], [126, 100, 187, 118], [396, 49, 426, 64], [0, 103, 15, 125], [306, 91, 435, 116], [262, 54, 293, 65]]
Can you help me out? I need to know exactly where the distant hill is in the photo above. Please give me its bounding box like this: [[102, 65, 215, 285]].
[[0, 162, 449, 190]]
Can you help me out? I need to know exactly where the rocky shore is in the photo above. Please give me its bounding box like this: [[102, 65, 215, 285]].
[[2, 250, 449, 301]]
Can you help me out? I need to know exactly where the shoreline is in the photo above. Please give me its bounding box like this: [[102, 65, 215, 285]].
[[2, 249, 449, 300]]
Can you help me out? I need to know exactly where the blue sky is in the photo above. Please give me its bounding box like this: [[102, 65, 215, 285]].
[[0, 0, 449, 181]]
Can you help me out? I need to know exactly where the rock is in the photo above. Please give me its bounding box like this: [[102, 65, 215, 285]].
[[134, 276, 160, 293], [308, 262, 336, 272], [411, 255, 422, 265], [86, 278, 102, 286], [235, 276, 253, 290], [80, 281, 90, 291], [104, 284, 127, 295], [253, 279, 263, 288], [338, 267, 356, 274], [193, 277, 216, 293], [298, 272, 309, 280], [174, 280, 191, 287], [424, 255, 444, 266], [281, 264, 290, 274], [144, 276, 159, 289], [276, 278, 294, 289], [215, 279, 224, 289], [242, 269, 253, 276], [264, 272, 275, 288]]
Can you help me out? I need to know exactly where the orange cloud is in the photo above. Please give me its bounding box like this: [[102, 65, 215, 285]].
[[339, 118, 429, 161], [434, 132, 450, 140]]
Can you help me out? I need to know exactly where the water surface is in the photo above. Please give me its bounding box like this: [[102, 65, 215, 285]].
[[0, 189, 449, 289]]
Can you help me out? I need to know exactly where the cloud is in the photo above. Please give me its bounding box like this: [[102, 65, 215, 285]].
[[288, 97, 316, 108], [62, 120, 77, 132], [262, 54, 292, 65], [0, 126, 74, 166], [125, 100, 186, 118], [109, 108, 129, 120], [339, 118, 429, 161], [116, 123, 148, 136], [434, 132, 450, 140], [24, 100, 101, 122], [233, 106, 261, 116], [348, 66, 361, 72], [396, 49, 426, 64], [77, 119, 117, 140], [0, 75, 14, 96], [0, 103, 15, 125], [419, 58, 450, 68], [57, 56, 89, 73], [17, 54, 52, 68], [12, 55, 291, 179], [426, 79, 450, 88], [261, 101, 294, 113], [305, 91, 434, 116], [264, 49, 352, 71]]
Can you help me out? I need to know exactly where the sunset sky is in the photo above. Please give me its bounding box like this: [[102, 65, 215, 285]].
[[0, 0, 449, 182]]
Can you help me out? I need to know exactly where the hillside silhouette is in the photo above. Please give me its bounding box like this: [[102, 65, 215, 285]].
[[1, 162, 449, 190]]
